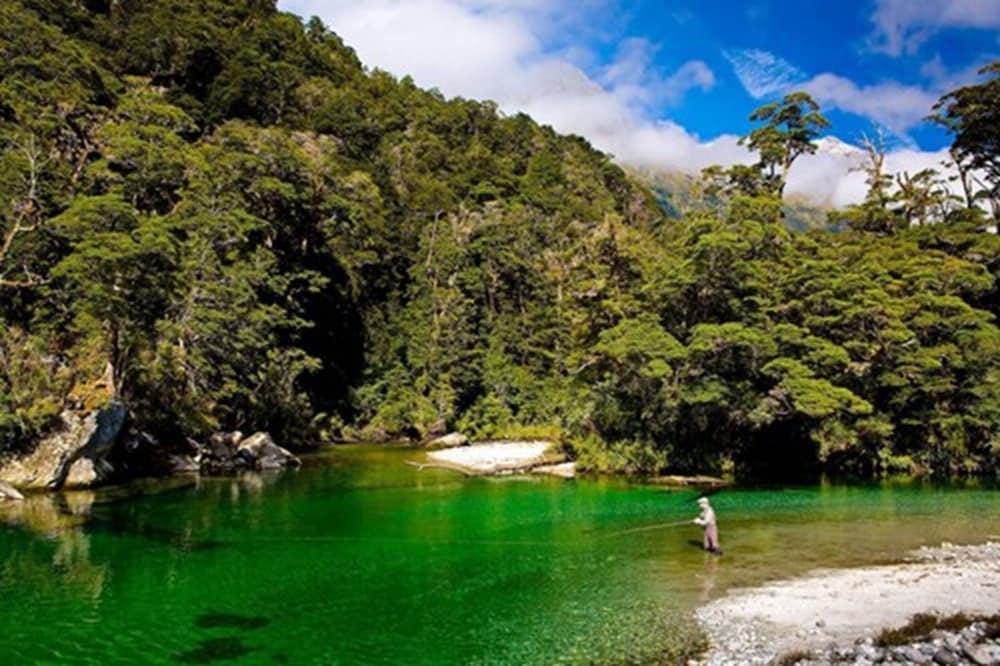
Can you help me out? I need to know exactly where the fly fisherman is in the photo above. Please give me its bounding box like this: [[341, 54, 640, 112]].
[[693, 497, 721, 554]]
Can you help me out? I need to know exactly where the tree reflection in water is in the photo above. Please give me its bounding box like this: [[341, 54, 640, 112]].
[[0, 492, 108, 601]]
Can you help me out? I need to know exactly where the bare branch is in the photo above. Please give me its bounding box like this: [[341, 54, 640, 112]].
[[0, 133, 50, 290]]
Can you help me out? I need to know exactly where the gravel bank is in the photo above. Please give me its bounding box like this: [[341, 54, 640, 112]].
[[425, 441, 563, 475], [694, 542, 1000, 665]]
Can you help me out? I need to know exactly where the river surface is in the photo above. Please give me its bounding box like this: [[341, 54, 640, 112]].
[[0, 445, 997, 665]]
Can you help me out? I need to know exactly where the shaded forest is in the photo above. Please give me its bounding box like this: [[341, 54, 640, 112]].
[[1, 0, 997, 477]]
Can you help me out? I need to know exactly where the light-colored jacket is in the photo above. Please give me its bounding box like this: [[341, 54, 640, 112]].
[[694, 505, 716, 528]]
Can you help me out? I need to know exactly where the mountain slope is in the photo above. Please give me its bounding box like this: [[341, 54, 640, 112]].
[[632, 167, 834, 231]]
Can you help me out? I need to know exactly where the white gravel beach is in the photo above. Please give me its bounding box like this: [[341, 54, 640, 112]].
[[694, 542, 1000, 665], [426, 441, 561, 475]]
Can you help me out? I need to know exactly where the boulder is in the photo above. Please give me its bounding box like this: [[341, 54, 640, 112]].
[[169, 455, 200, 473], [236, 432, 301, 470], [0, 401, 127, 490], [426, 432, 469, 450], [899, 646, 931, 664], [933, 648, 959, 665], [963, 644, 999, 666], [64, 457, 115, 488], [207, 431, 243, 461], [0, 480, 24, 501]]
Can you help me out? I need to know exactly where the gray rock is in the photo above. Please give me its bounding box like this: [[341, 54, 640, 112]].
[[899, 646, 931, 664], [0, 401, 127, 490], [236, 432, 301, 470], [207, 431, 243, 461], [169, 455, 200, 473], [0, 480, 24, 501], [963, 644, 998, 666], [932, 648, 959, 665], [426, 432, 469, 450]]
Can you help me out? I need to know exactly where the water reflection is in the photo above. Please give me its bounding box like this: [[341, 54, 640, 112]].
[[0, 492, 108, 601], [0, 491, 91, 535], [698, 552, 720, 602]]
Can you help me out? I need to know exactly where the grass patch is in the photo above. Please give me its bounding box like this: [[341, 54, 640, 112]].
[[774, 649, 814, 665], [876, 612, 1000, 647], [876, 613, 939, 646], [981, 613, 1000, 641], [935, 612, 973, 632]]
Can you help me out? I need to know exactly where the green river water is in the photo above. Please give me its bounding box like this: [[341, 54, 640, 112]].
[[0, 445, 997, 665]]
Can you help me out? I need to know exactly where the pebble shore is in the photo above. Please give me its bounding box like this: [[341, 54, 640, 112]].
[[692, 542, 1000, 665]]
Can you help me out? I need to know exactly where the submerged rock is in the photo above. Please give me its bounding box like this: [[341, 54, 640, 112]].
[[425, 432, 469, 450], [0, 402, 127, 490]]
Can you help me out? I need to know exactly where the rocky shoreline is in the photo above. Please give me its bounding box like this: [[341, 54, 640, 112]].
[[0, 402, 301, 495], [790, 617, 1000, 665], [693, 542, 1000, 666]]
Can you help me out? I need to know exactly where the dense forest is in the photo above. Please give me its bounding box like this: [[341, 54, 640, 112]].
[[0, 0, 997, 477]]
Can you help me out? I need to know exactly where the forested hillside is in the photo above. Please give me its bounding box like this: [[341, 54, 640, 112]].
[[1, 0, 997, 477]]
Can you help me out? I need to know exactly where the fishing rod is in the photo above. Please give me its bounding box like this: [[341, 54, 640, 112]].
[[228, 535, 558, 547], [596, 486, 723, 539], [599, 520, 691, 539]]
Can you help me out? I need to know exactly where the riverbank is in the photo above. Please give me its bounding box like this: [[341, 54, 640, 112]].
[[694, 541, 1000, 665]]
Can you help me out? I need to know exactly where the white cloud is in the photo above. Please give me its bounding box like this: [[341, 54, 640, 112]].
[[869, 0, 1000, 56], [724, 50, 990, 138], [724, 49, 805, 99], [279, 0, 963, 207], [801, 74, 940, 136], [785, 143, 956, 208], [601, 38, 715, 107], [663, 60, 717, 102]]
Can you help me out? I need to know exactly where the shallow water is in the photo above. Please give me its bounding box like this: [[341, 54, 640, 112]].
[[0, 445, 996, 665]]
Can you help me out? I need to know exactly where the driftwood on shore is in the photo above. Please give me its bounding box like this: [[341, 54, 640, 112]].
[[404, 460, 476, 476], [648, 474, 730, 489], [0, 480, 24, 501]]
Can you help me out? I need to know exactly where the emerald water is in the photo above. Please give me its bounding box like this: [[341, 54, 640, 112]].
[[1, 445, 997, 665]]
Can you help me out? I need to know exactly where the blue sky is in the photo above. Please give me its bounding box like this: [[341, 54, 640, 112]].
[[609, 0, 998, 150], [279, 0, 1000, 204]]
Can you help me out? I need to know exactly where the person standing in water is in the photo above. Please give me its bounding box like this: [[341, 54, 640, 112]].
[[693, 497, 721, 554]]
